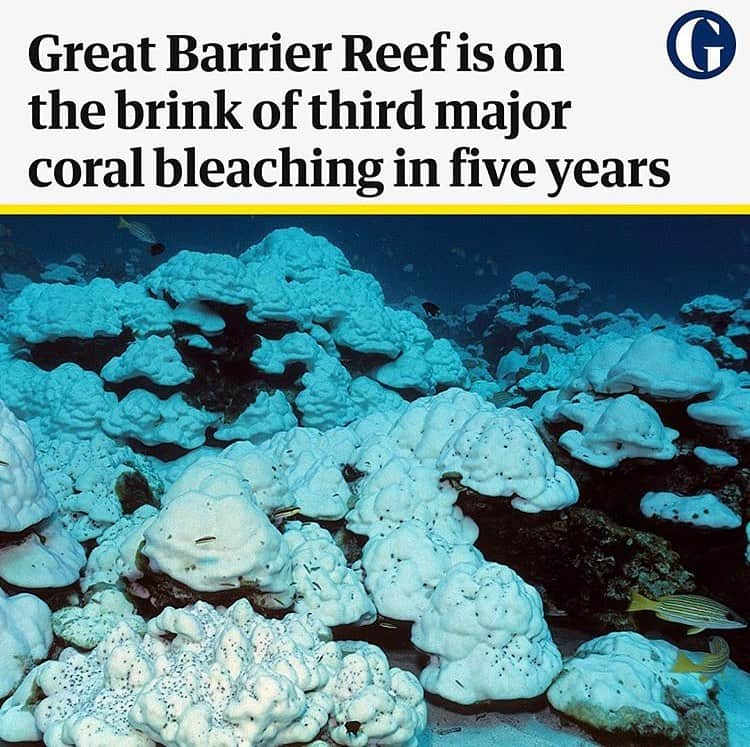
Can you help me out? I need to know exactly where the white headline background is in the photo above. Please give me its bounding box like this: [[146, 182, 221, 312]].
[[1, 0, 748, 205]]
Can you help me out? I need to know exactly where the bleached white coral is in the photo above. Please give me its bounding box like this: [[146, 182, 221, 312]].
[[0, 398, 56, 532], [35, 432, 158, 542], [437, 407, 579, 512], [214, 390, 297, 443], [284, 521, 376, 627], [82, 505, 159, 594], [555, 393, 679, 468], [52, 588, 146, 650], [5, 278, 123, 343], [603, 334, 719, 399], [640, 491, 742, 530], [346, 457, 478, 544], [361, 522, 483, 622], [547, 632, 714, 741], [33, 599, 426, 747], [411, 562, 562, 705], [246, 428, 357, 520], [142, 478, 294, 607], [101, 334, 193, 386], [0, 591, 52, 698], [104, 390, 218, 449], [688, 373, 750, 439], [0, 515, 85, 588]]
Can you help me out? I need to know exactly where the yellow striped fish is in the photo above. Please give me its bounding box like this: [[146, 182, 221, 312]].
[[628, 591, 747, 634], [117, 217, 157, 244], [672, 637, 731, 682]]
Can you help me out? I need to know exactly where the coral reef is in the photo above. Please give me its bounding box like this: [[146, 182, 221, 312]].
[[0, 227, 748, 745]]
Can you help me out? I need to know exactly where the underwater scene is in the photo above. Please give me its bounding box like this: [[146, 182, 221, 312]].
[[0, 214, 748, 746]]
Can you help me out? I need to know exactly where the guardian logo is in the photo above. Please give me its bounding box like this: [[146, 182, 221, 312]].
[[667, 10, 736, 78]]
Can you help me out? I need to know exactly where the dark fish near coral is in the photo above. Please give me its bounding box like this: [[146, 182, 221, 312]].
[[440, 471, 464, 490], [514, 367, 535, 382], [118, 217, 165, 256], [651, 323, 667, 332], [527, 352, 550, 374], [490, 391, 516, 407], [0, 459, 8, 466], [628, 591, 748, 634], [422, 301, 441, 317], [672, 637, 731, 682]]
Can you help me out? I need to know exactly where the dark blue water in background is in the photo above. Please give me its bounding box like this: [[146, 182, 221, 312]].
[[1, 214, 748, 316]]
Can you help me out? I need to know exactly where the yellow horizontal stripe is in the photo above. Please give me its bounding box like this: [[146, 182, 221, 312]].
[[661, 602, 726, 614], [0, 204, 749, 215]]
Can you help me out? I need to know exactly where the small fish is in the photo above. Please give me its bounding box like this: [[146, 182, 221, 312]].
[[672, 637, 731, 682], [344, 721, 361, 735], [403, 263, 414, 273], [514, 366, 535, 382], [490, 391, 516, 407], [527, 352, 550, 374], [651, 323, 667, 332], [378, 621, 399, 630], [449, 247, 466, 258], [272, 506, 301, 521], [628, 591, 748, 634], [474, 267, 485, 277], [0, 224, 11, 238], [0, 459, 8, 466], [422, 301, 441, 317], [118, 217, 165, 256], [194, 536, 216, 544], [439, 471, 464, 491]]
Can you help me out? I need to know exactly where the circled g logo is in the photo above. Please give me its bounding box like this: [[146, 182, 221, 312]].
[[667, 10, 736, 78]]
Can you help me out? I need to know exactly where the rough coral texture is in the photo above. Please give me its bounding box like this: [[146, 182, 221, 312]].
[[0, 591, 52, 698], [0, 398, 56, 532], [33, 599, 427, 747], [361, 522, 483, 622], [142, 479, 293, 606], [284, 521, 376, 628], [411, 561, 562, 705], [548, 632, 727, 745]]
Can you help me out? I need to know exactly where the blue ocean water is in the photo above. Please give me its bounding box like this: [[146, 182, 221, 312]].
[[2, 214, 748, 314]]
